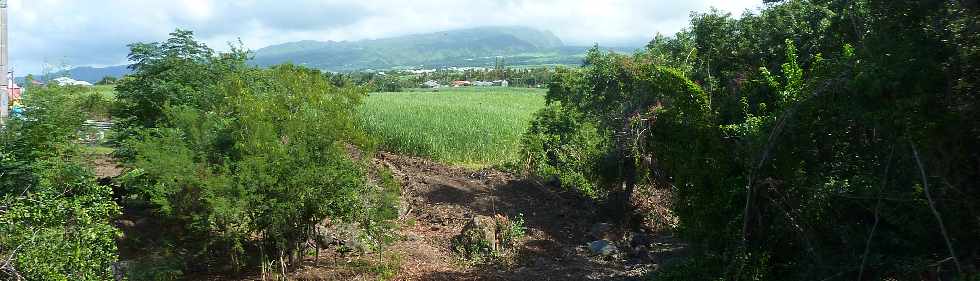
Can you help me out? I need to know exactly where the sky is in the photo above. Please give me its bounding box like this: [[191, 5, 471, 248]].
[[8, 0, 761, 74]]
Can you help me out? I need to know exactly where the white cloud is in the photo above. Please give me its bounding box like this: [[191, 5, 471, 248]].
[[6, 0, 760, 74]]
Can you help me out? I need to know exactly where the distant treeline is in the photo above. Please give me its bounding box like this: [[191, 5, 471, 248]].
[[335, 67, 557, 92]]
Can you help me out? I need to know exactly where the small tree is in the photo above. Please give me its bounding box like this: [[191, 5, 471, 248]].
[[96, 76, 118, 85]]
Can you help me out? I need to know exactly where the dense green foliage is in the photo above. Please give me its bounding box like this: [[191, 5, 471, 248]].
[[523, 0, 980, 279], [77, 86, 117, 121], [113, 30, 246, 132], [0, 86, 121, 280], [112, 30, 399, 276], [361, 87, 545, 167], [520, 102, 612, 197]]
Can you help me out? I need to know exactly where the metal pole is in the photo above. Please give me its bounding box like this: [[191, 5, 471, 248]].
[[0, 0, 8, 124]]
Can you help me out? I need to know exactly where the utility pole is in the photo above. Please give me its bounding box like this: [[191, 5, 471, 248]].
[[0, 0, 8, 124]]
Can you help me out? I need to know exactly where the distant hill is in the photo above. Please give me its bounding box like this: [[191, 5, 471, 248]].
[[14, 27, 639, 83], [252, 26, 636, 71], [16, 65, 131, 84]]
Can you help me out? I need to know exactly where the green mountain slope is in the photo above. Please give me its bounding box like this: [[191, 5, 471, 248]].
[[252, 26, 626, 71]]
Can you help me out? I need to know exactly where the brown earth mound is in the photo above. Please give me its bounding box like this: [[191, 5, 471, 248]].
[[280, 152, 685, 281]]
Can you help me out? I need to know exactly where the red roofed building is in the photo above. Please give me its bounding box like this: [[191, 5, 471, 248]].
[[6, 74, 20, 102], [8, 82, 20, 102]]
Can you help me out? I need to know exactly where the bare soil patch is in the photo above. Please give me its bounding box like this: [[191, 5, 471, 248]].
[[280, 152, 684, 280]]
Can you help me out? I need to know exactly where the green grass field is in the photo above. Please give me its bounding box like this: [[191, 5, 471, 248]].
[[360, 87, 546, 168], [89, 85, 117, 99]]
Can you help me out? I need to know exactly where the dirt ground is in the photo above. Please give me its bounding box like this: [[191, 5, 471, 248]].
[[109, 151, 684, 280], [280, 152, 685, 281]]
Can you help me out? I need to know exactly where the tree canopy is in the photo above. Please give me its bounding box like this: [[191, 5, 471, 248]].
[[522, 0, 980, 279]]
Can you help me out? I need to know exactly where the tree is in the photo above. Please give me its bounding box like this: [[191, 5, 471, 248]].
[[524, 0, 980, 279], [113, 29, 246, 132], [96, 76, 118, 85], [23, 74, 34, 89]]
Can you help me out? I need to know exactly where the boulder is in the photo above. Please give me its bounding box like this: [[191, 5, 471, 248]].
[[456, 216, 498, 249], [588, 240, 619, 257], [313, 219, 362, 253]]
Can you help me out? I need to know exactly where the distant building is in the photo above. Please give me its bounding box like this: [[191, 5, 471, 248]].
[[7, 82, 20, 102], [421, 80, 441, 88], [492, 80, 509, 87], [472, 81, 494, 87], [410, 69, 437, 75], [52, 77, 93, 87], [5, 73, 20, 102], [452, 80, 471, 87]]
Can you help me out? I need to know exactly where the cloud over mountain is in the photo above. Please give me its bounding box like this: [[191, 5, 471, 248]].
[[7, 0, 760, 74]]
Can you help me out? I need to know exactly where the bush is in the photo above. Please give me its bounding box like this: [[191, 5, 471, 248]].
[[0, 86, 121, 280], [119, 64, 391, 272], [0, 161, 121, 280], [497, 213, 526, 248], [520, 102, 612, 198], [112, 30, 399, 275], [77, 89, 115, 121]]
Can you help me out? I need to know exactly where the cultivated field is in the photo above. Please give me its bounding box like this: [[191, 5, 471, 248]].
[[360, 87, 546, 167]]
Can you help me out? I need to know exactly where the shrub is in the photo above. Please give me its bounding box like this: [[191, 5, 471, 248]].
[[77, 89, 115, 121], [497, 213, 526, 248], [0, 86, 121, 280], [520, 102, 612, 198], [113, 34, 399, 274]]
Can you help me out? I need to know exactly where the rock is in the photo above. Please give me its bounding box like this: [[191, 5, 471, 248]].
[[589, 222, 614, 239], [453, 215, 521, 260], [588, 240, 619, 256], [313, 220, 362, 252], [456, 216, 499, 251]]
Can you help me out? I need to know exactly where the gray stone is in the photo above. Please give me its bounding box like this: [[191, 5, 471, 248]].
[[313, 220, 362, 252], [588, 239, 619, 256]]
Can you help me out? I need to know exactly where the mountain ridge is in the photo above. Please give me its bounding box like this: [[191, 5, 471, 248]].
[[18, 26, 640, 82], [15, 65, 131, 84], [251, 26, 618, 71]]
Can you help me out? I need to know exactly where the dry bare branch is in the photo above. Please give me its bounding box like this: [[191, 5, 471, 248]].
[[911, 143, 963, 275]]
